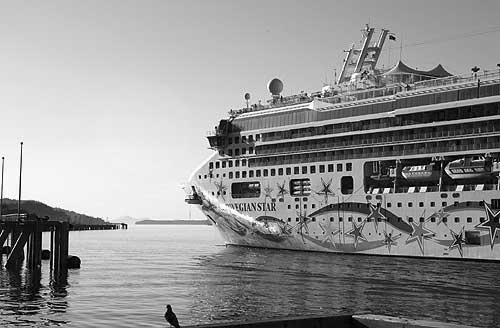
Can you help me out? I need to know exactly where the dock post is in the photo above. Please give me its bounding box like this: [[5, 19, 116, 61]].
[[60, 221, 69, 272], [6, 228, 31, 269]]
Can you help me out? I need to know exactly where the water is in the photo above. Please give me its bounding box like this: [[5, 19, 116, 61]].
[[1, 225, 500, 327]]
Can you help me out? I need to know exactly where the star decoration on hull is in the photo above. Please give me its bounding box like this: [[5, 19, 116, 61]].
[[293, 210, 311, 243], [346, 221, 368, 249], [276, 181, 288, 199], [449, 226, 466, 257], [315, 178, 334, 204], [406, 221, 434, 254], [475, 202, 500, 250], [213, 180, 227, 200], [264, 184, 274, 199], [318, 222, 340, 248], [366, 202, 386, 232], [383, 230, 402, 253]]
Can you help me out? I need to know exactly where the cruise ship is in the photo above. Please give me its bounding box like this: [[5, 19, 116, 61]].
[[184, 26, 500, 260]]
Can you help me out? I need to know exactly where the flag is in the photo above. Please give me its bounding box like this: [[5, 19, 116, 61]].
[[389, 34, 396, 41]]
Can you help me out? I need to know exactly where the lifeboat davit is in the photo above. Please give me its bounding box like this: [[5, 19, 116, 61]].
[[444, 156, 492, 180], [401, 163, 439, 182]]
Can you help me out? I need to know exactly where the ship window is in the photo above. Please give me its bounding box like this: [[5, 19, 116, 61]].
[[216, 162, 220, 169], [223, 173, 226, 178], [263, 169, 268, 177], [222, 161, 226, 168], [228, 160, 233, 168], [231, 182, 260, 198], [287, 205, 291, 209], [419, 202, 424, 207], [467, 217, 472, 223], [198, 175, 201, 180], [235, 171, 240, 178], [256, 134, 261, 141], [241, 148, 247, 155], [397, 202, 402, 207], [442, 201, 447, 207], [346, 163, 352, 171], [242, 171, 247, 178], [278, 168, 283, 176], [492, 199, 500, 209], [442, 217, 447, 223], [480, 217, 485, 223], [465, 231, 481, 245], [330, 217, 334, 222], [387, 202, 391, 208], [294, 167, 299, 174], [235, 160, 240, 167], [209, 162, 214, 169], [234, 137, 239, 144], [302, 166, 307, 174], [454, 217, 460, 223], [235, 149, 240, 156], [271, 169, 276, 176], [319, 165, 325, 173], [452, 193, 460, 198], [337, 164, 343, 172], [216, 174, 219, 178], [241, 136, 247, 143], [249, 170, 254, 178], [310, 165, 316, 174], [339, 217, 343, 222], [441, 194, 447, 199], [430, 217, 436, 222], [296, 218, 299, 222], [249, 147, 253, 154], [341, 176, 353, 194], [304, 204, 307, 209], [204, 175, 207, 179], [295, 204, 299, 209], [420, 217, 425, 222], [286, 167, 291, 175], [348, 217, 352, 222], [288, 218, 291, 222], [408, 202, 413, 207], [408, 217, 413, 222], [398, 217, 402, 222], [430, 202, 435, 207], [242, 159, 247, 166], [328, 164, 334, 172], [290, 178, 311, 196], [454, 201, 459, 207], [256, 170, 261, 177]]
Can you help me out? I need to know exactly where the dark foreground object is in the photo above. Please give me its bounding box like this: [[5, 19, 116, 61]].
[[66, 255, 81, 269], [183, 314, 477, 328]]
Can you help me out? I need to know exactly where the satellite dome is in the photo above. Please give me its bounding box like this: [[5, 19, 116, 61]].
[[244, 92, 251, 100], [267, 78, 283, 96]]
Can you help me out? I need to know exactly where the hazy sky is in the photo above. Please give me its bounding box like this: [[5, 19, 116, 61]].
[[0, 0, 499, 220]]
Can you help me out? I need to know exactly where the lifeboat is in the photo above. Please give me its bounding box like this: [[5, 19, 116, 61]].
[[401, 163, 439, 182], [444, 156, 492, 180]]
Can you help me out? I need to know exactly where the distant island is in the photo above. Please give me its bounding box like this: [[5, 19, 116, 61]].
[[135, 219, 211, 225]]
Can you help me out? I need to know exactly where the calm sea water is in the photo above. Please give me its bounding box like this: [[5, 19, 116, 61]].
[[1, 225, 500, 327]]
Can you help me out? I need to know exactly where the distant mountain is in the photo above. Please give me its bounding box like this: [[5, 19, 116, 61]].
[[1, 198, 106, 225], [112, 215, 146, 225], [135, 219, 211, 225]]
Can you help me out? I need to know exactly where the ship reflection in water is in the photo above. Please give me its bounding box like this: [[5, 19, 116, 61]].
[[187, 246, 499, 327]]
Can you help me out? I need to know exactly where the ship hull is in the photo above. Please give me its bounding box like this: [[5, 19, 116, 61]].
[[187, 153, 500, 261]]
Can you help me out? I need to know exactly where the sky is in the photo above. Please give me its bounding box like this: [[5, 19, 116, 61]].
[[0, 0, 499, 221]]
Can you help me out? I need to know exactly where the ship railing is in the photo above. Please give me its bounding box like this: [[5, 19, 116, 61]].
[[231, 69, 500, 117], [368, 183, 499, 194], [412, 69, 500, 92]]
